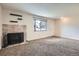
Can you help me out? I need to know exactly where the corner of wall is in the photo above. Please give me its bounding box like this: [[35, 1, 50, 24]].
[[0, 5, 2, 49]]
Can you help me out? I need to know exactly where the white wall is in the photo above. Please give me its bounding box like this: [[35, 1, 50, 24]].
[[55, 16, 79, 40], [0, 5, 2, 49], [2, 8, 55, 41]]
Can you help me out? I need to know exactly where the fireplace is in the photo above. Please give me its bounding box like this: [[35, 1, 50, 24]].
[[2, 24, 26, 48], [7, 32, 24, 45]]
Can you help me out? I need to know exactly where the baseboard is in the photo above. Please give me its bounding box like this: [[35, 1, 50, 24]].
[[27, 35, 74, 42], [27, 35, 54, 42], [61, 37, 78, 40], [54, 36, 79, 40], [52, 36, 61, 38]]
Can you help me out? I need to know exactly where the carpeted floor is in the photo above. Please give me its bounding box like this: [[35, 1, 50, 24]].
[[0, 37, 79, 56]]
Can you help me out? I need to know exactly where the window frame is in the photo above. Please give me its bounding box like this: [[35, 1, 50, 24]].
[[33, 16, 47, 32]]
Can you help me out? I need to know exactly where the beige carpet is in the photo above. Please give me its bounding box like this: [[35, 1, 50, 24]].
[[0, 37, 79, 56]]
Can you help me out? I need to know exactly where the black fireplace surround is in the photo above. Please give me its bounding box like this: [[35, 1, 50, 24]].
[[7, 32, 24, 45]]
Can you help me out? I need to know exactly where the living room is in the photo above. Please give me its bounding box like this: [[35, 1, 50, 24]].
[[0, 3, 79, 56]]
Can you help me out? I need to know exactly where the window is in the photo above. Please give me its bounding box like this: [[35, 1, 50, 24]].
[[33, 15, 47, 31]]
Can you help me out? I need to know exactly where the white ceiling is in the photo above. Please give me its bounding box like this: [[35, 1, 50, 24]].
[[1, 3, 79, 18]]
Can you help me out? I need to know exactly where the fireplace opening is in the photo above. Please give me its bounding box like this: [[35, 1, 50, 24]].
[[7, 32, 24, 45]]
